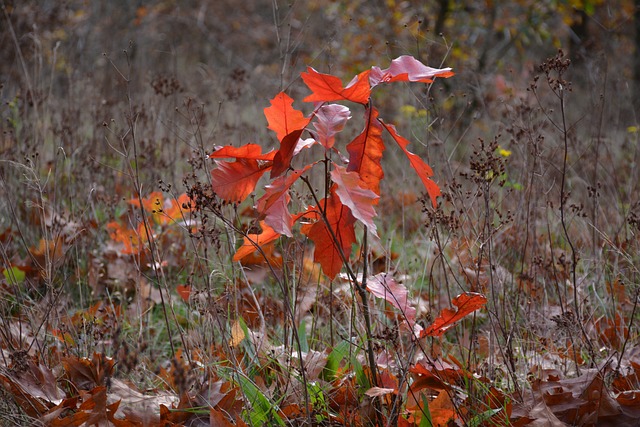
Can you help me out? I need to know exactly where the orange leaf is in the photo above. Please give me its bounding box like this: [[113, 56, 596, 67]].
[[346, 106, 385, 197], [176, 284, 191, 302], [209, 143, 276, 161], [128, 191, 163, 213], [331, 165, 379, 235], [301, 188, 356, 279], [162, 193, 194, 224], [107, 221, 151, 255], [211, 159, 271, 203], [210, 408, 236, 427], [233, 221, 281, 262], [380, 121, 441, 207], [370, 55, 454, 86], [422, 292, 487, 337], [302, 67, 371, 104], [429, 390, 458, 426], [264, 92, 310, 142], [130, 192, 194, 225]]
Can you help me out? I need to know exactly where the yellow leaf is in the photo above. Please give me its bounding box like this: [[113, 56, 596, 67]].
[[230, 320, 245, 347]]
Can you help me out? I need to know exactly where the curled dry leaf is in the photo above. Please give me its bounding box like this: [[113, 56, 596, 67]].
[[366, 272, 418, 333], [364, 387, 396, 398]]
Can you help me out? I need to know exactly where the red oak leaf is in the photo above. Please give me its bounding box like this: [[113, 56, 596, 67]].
[[271, 129, 305, 178], [211, 159, 271, 203], [367, 273, 418, 332], [330, 165, 379, 236], [301, 188, 356, 279], [301, 68, 371, 104], [233, 221, 281, 262], [380, 121, 441, 207], [370, 55, 454, 87], [209, 143, 276, 161], [312, 104, 351, 149], [421, 292, 487, 337], [346, 106, 385, 197], [264, 92, 310, 142], [256, 164, 314, 237]]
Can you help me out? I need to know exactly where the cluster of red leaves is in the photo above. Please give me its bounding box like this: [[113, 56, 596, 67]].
[[0, 349, 249, 426], [209, 55, 453, 280]]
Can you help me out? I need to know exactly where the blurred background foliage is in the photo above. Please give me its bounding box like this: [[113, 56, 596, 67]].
[[1, 0, 637, 102], [2, 0, 638, 191]]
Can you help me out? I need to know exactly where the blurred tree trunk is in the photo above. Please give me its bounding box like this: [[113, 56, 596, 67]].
[[569, 9, 589, 65], [435, 0, 450, 36]]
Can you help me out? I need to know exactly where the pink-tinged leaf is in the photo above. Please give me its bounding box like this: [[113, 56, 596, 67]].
[[365, 387, 396, 398], [264, 92, 311, 142], [380, 121, 440, 207], [211, 159, 271, 203], [233, 221, 281, 262], [346, 106, 385, 197], [294, 138, 317, 156], [369, 55, 454, 87], [257, 164, 314, 236], [421, 292, 487, 337], [312, 104, 351, 149], [302, 68, 371, 104], [301, 188, 356, 279], [367, 273, 418, 332], [209, 143, 276, 161], [330, 165, 379, 236], [263, 192, 292, 238], [271, 129, 305, 178]]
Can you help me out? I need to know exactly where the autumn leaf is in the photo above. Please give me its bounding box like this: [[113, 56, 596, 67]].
[[365, 387, 396, 397], [176, 284, 191, 302], [271, 128, 305, 178], [346, 106, 384, 196], [209, 143, 276, 161], [128, 191, 163, 214], [366, 273, 417, 331], [256, 165, 313, 236], [162, 193, 194, 224], [370, 55, 454, 87], [302, 67, 371, 104], [233, 221, 281, 262], [330, 165, 379, 236], [211, 159, 271, 203], [422, 292, 487, 337], [107, 221, 151, 255], [301, 189, 356, 279], [380, 121, 441, 207], [312, 104, 351, 149], [264, 92, 311, 142], [129, 192, 194, 225]]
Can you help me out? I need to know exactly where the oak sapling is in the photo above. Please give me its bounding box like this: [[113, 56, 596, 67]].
[[207, 57, 482, 404], [209, 55, 453, 280]]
